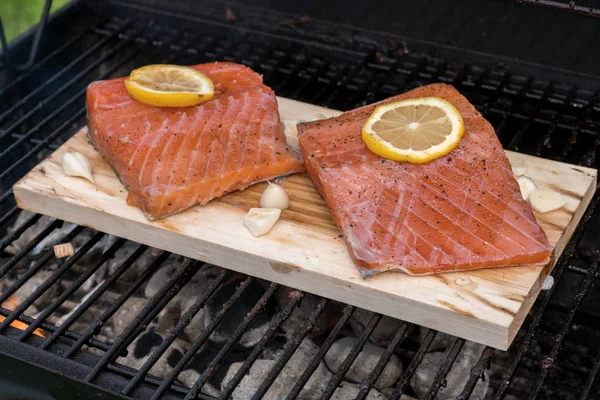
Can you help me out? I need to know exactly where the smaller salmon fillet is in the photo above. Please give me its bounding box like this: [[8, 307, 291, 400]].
[[87, 62, 303, 219], [298, 83, 552, 277]]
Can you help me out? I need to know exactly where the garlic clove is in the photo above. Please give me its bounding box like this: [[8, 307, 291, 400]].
[[309, 112, 327, 121], [259, 183, 289, 210], [541, 275, 554, 290], [510, 156, 527, 176], [517, 176, 537, 201], [282, 119, 299, 150], [62, 151, 94, 183], [529, 188, 567, 214], [243, 208, 281, 237]]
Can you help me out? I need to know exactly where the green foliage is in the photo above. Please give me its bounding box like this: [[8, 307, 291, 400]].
[[1, 0, 70, 42]]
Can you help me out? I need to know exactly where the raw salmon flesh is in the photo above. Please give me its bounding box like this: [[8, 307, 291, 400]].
[[87, 62, 303, 220], [298, 83, 552, 277]]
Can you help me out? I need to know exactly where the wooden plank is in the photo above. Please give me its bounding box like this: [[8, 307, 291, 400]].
[[13, 97, 597, 350]]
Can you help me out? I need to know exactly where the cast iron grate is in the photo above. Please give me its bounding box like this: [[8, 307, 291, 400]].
[[516, 0, 600, 18], [0, 1, 599, 399]]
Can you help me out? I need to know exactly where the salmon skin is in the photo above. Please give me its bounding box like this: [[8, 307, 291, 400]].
[[86, 62, 303, 220], [298, 83, 552, 277]]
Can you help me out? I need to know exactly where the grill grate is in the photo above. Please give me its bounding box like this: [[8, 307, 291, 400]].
[[0, 1, 599, 399], [516, 0, 600, 18]]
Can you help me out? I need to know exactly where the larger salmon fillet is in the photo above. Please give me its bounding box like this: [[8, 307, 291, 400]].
[[298, 83, 552, 277], [87, 62, 303, 219]]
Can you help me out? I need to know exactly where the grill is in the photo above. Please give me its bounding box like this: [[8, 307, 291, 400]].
[[1, 1, 600, 399], [516, 0, 600, 18]]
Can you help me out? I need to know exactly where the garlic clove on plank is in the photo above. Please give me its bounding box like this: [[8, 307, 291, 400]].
[[259, 183, 289, 210], [528, 188, 567, 214], [517, 176, 537, 201], [510, 156, 527, 177], [243, 208, 281, 237], [282, 119, 300, 150], [62, 151, 94, 183]]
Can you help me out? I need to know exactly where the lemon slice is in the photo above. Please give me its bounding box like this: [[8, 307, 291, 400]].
[[124, 64, 214, 107], [362, 97, 464, 163]]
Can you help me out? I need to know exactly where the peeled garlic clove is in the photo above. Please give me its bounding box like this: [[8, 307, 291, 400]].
[[259, 183, 289, 210], [517, 176, 537, 201], [541, 275, 554, 290], [510, 156, 527, 176], [243, 208, 281, 237], [62, 151, 94, 183], [282, 119, 299, 150], [309, 112, 327, 121], [529, 189, 566, 213]]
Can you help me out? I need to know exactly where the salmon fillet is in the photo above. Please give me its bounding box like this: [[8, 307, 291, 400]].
[[87, 62, 303, 219], [298, 83, 552, 277]]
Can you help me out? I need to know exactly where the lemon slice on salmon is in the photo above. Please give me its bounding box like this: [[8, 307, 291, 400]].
[[362, 97, 464, 163], [124, 64, 214, 107]]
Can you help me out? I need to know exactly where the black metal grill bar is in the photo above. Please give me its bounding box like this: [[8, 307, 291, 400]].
[[217, 289, 304, 400], [0, 189, 16, 208], [39, 244, 149, 350], [151, 277, 254, 400], [567, 263, 600, 279], [0, 30, 118, 130], [458, 346, 495, 400], [360, 58, 407, 106], [110, 0, 365, 58], [582, 351, 600, 400], [321, 312, 383, 400], [0, 231, 104, 334], [8, 134, 60, 150], [515, 0, 600, 18], [321, 57, 369, 109], [0, 225, 85, 306], [355, 322, 411, 400], [0, 218, 61, 279], [0, 212, 42, 252], [122, 268, 231, 396], [0, 42, 143, 179], [495, 191, 600, 399], [557, 91, 599, 161], [184, 283, 280, 399], [480, 73, 525, 128], [0, 206, 20, 230], [61, 249, 168, 358], [105, 361, 192, 395], [532, 86, 577, 158], [86, 259, 201, 382], [0, 306, 111, 351], [17, 237, 127, 342], [252, 298, 329, 400], [270, 57, 312, 94], [0, 28, 90, 99], [529, 251, 600, 399], [0, 108, 86, 183], [288, 61, 329, 101], [511, 82, 556, 152], [479, 71, 511, 117], [424, 338, 465, 400], [284, 304, 355, 400], [390, 329, 437, 400]]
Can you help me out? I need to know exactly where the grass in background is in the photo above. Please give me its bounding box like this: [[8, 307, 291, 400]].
[[1, 0, 70, 42]]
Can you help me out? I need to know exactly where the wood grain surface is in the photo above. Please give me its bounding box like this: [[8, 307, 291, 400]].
[[13, 97, 597, 350]]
